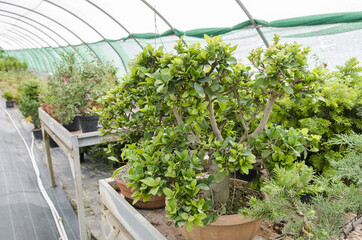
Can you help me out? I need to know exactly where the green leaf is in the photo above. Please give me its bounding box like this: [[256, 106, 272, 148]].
[[218, 102, 226, 111], [194, 82, 204, 97], [283, 85, 294, 94], [163, 187, 173, 197], [197, 183, 210, 190], [149, 186, 160, 195], [181, 213, 189, 220], [108, 156, 119, 162], [216, 94, 228, 103], [141, 177, 155, 187], [157, 84, 165, 93], [186, 221, 193, 232], [182, 91, 189, 98], [301, 128, 309, 135], [198, 77, 211, 83], [226, 57, 237, 64]]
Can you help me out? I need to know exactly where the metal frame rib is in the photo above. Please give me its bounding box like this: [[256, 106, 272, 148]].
[[85, 0, 143, 50], [0, 1, 102, 61], [0, 9, 85, 61], [43, 0, 128, 73], [234, 0, 269, 47]]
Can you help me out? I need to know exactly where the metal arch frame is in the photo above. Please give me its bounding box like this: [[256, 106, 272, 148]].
[[0, 1, 102, 62], [0, 9, 85, 62], [0, 37, 33, 66], [0, 13, 65, 64], [5, 28, 54, 72], [0, 34, 41, 70], [4, 31, 50, 72], [140, 0, 187, 45], [1, 21, 58, 72], [234, 0, 269, 48], [85, 0, 143, 50], [0, 34, 38, 69], [43, 0, 128, 73]]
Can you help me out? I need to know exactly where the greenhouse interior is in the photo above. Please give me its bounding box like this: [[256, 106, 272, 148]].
[[0, 0, 361, 239]]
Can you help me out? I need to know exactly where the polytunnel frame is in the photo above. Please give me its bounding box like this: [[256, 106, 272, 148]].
[[0, 1, 103, 63], [1, 26, 51, 72], [0, 33, 42, 70], [0, 21, 57, 72], [43, 0, 128, 73], [0, 13, 65, 71], [0, 9, 86, 62]]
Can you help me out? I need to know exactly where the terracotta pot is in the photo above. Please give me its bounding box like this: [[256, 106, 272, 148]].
[[179, 179, 264, 240], [114, 176, 166, 209], [179, 215, 262, 240]]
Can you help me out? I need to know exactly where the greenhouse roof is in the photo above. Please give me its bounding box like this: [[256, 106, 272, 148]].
[[0, 0, 362, 74]]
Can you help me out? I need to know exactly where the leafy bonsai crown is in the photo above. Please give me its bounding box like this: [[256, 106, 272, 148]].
[[97, 34, 320, 230]]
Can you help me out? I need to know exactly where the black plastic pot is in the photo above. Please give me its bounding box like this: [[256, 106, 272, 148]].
[[78, 115, 99, 133], [49, 137, 58, 148], [32, 128, 43, 140], [62, 116, 80, 132], [6, 100, 14, 108]]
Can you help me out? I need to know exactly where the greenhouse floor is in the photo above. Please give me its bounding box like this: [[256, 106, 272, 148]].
[[0, 100, 80, 240]]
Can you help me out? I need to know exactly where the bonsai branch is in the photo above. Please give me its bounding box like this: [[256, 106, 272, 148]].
[[239, 91, 279, 143], [206, 95, 223, 141], [172, 106, 183, 125], [234, 89, 249, 139]]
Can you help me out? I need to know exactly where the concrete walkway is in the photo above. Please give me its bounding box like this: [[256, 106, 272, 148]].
[[0, 100, 79, 240]]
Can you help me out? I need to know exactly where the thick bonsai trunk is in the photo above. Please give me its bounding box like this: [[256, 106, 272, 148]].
[[209, 160, 230, 204]]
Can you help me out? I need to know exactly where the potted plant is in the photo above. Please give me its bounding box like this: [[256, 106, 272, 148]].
[[18, 78, 42, 139], [47, 54, 117, 132], [2, 87, 17, 108], [97, 35, 320, 239]]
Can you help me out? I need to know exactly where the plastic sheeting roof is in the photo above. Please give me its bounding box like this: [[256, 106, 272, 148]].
[[1, 0, 362, 74]]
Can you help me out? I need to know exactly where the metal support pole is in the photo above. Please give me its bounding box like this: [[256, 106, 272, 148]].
[[85, 0, 143, 50], [234, 0, 269, 48]]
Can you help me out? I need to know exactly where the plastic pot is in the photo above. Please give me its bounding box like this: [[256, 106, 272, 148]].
[[62, 116, 80, 132], [6, 100, 14, 108], [32, 128, 43, 140], [78, 115, 99, 133]]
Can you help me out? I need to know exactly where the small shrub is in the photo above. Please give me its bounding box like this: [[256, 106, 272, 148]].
[[19, 78, 41, 128]]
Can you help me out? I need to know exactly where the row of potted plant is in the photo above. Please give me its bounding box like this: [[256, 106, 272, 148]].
[[41, 53, 117, 133]]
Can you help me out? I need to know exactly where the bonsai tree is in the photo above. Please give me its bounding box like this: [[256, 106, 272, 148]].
[[19, 78, 41, 128], [97, 34, 320, 230], [46, 53, 117, 124]]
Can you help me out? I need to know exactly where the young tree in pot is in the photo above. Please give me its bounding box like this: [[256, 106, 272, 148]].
[[2, 87, 17, 108], [47, 54, 117, 132], [97, 35, 320, 235], [18, 78, 42, 138]]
